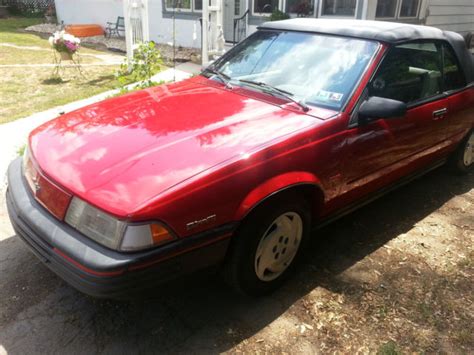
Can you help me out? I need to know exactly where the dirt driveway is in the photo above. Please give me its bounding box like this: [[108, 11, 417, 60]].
[[0, 167, 472, 354]]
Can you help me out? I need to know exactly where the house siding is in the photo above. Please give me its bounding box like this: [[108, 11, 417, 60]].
[[148, 0, 202, 48], [55, 0, 124, 28], [54, 0, 474, 50], [55, 0, 203, 48], [425, 0, 474, 34]]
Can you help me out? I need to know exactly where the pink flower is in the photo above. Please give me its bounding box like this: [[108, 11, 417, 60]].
[[65, 41, 78, 52], [49, 31, 80, 53]]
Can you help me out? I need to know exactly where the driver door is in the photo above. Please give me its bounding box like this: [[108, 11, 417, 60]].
[[341, 41, 450, 201]]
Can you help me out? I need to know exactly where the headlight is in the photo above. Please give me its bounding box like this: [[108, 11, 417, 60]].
[[22, 143, 38, 194], [65, 197, 175, 251]]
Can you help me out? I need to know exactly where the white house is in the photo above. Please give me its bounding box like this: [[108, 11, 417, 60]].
[[55, 0, 474, 49]]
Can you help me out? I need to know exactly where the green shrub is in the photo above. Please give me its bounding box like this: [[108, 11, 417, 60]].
[[269, 9, 290, 21], [115, 41, 163, 94]]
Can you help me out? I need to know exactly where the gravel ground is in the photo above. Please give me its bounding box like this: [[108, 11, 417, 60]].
[[0, 165, 472, 354]]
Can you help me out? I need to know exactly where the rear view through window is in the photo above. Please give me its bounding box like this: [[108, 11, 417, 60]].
[[442, 43, 466, 91], [369, 41, 468, 104], [370, 42, 442, 104]]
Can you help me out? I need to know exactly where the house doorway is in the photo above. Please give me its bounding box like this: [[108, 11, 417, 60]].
[[223, 0, 242, 42]]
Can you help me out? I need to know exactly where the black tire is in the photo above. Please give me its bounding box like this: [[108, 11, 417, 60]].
[[223, 192, 311, 296], [448, 129, 473, 174]]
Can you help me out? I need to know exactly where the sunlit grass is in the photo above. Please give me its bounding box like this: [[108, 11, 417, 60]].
[[0, 66, 119, 124], [0, 45, 105, 65], [0, 17, 124, 123]]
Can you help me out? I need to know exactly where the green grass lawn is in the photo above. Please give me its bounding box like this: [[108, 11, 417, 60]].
[[0, 17, 47, 47], [0, 67, 118, 123], [0, 17, 123, 124], [0, 46, 104, 65]]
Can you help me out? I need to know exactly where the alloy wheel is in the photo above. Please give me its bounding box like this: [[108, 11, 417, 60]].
[[463, 132, 474, 167], [254, 212, 303, 282]]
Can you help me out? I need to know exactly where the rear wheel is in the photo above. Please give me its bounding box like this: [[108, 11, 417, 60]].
[[224, 193, 310, 296], [449, 130, 474, 174]]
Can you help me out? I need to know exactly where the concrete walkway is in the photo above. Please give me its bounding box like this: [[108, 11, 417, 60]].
[[0, 61, 202, 191]]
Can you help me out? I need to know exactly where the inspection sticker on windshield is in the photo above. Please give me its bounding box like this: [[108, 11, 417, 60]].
[[315, 90, 330, 100], [329, 92, 343, 101], [315, 90, 343, 102]]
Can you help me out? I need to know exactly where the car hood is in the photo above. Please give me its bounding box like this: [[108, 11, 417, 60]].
[[30, 77, 330, 217]]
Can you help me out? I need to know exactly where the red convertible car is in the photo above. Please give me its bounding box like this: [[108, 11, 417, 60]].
[[7, 19, 474, 298]]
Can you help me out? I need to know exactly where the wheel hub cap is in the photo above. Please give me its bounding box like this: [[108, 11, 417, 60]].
[[464, 132, 474, 167], [254, 212, 303, 282]]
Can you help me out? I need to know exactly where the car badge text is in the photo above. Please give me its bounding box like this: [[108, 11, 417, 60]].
[[186, 214, 217, 230]]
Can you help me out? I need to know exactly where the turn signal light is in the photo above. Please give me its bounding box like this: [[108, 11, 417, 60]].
[[151, 223, 174, 245]]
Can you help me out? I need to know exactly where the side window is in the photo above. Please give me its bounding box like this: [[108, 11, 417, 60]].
[[369, 42, 442, 104], [442, 44, 466, 91]]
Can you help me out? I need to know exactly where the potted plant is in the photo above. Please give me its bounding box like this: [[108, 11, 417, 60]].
[[49, 31, 80, 60], [294, 0, 312, 17]]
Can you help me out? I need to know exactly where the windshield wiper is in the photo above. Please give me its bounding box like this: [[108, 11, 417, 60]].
[[236, 79, 309, 112], [203, 67, 232, 88]]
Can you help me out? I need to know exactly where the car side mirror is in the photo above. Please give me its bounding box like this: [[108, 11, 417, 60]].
[[358, 96, 407, 124]]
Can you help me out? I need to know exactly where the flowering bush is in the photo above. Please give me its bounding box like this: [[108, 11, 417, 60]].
[[49, 31, 80, 54]]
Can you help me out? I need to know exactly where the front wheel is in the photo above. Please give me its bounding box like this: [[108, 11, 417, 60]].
[[224, 193, 311, 296], [449, 130, 474, 174]]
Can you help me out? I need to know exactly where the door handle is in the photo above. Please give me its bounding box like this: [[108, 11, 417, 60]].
[[432, 108, 448, 120]]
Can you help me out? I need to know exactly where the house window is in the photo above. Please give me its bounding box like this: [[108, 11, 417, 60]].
[[375, 0, 420, 19], [285, 0, 314, 16], [235, 0, 241, 15], [321, 0, 356, 16], [375, 0, 397, 18], [194, 0, 202, 10], [253, 0, 280, 14], [399, 0, 419, 17], [165, 0, 192, 10]]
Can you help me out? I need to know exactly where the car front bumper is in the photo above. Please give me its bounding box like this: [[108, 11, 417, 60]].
[[6, 158, 234, 299]]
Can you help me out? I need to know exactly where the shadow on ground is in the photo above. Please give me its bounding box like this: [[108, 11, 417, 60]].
[[86, 74, 116, 86], [41, 77, 69, 85], [0, 167, 472, 353]]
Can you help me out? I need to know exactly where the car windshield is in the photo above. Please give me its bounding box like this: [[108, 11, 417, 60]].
[[209, 30, 379, 111]]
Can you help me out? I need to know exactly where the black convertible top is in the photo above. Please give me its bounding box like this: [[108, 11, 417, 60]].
[[258, 19, 474, 83], [259, 19, 446, 43]]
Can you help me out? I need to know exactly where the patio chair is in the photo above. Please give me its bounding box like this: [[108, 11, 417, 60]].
[[105, 16, 125, 38]]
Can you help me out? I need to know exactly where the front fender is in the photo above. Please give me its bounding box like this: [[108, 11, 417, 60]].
[[234, 171, 322, 221]]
